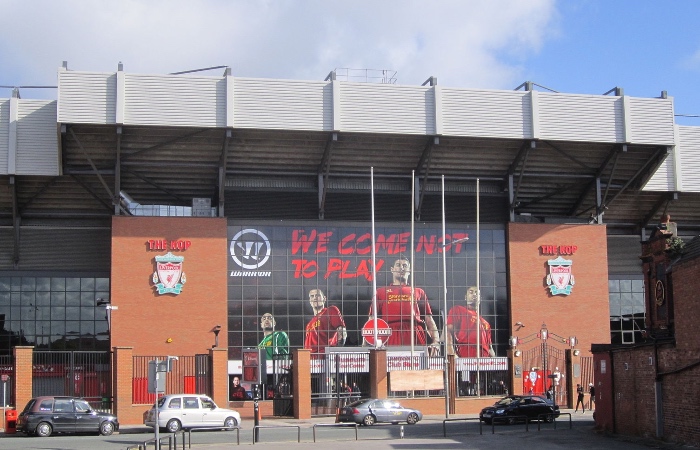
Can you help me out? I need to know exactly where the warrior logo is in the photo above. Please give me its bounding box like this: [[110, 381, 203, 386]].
[[230, 228, 271, 270], [546, 256, 574, 295], [152, 252, 186, 295]]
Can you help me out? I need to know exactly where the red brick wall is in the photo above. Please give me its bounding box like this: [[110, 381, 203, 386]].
[[669, 258, 700, 352], [111, 216, 228, 356], [507, 223, 611, 357]]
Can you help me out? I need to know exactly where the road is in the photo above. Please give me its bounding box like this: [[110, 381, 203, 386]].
[[0, 411, 672, 450]]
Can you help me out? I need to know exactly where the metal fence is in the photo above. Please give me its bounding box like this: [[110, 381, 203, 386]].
[[522, 344, 568, 405], [132, 354, 210, 405], [0, 354, 14, 407], [32, 351, 112, 412], [310, 352, 367, 416]]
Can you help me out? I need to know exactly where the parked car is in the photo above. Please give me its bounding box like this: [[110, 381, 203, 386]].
[[143, 394, 241, 432], [479, 395, 560, 425], [338, 398, 422, 426], [17, 396, 119, 437]]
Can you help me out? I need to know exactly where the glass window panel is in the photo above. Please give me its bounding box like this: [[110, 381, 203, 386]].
[[52, 321, 65, 336], [631, 279, 644, 292], [65, 321, 80, 335], [65, 278, 81, 291], [81, 321, 95, 336], [0, 292, 9, 305], [0, 277, 10, 292], [51, 292, 66, 306], [81, 306, 95, 321], [35, 292, 50, 306], [619, 280, 632, 292], [66, 291, 81, 306], [95, 320, 108, 336], [36, 278, 51, 291], [81, 292, 96, 307], [21, 277, 36, 291], [96, 278, 110, 291], [81, 278, 95, 291], [51, 278, 66, 291], [608, 280, 620, 292], [66, 307, 81, 320], [11, 277, 21, 291], [52, 308, 66, 321]]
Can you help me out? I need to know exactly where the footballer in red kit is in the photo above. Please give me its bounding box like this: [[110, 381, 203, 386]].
[[445, 286, 495, 357], [304, 289, 346, 356], [369, 258, 440, 355]]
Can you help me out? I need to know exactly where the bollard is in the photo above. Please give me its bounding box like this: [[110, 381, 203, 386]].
[[254, 399, 260, 443], [400, 425, 404, 439]]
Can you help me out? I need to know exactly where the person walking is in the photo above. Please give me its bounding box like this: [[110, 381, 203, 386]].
[[588, 383, 596, 410], [575, 383, 585, 412]]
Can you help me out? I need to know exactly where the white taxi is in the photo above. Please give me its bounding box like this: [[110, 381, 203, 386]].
[[143, 394, 241, 432]]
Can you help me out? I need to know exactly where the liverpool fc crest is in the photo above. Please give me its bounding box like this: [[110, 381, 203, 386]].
[[546, 256, 574, 295], [152, 252, 186, 295]]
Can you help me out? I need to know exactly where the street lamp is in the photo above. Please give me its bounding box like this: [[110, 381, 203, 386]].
[[212, 325, 222, 348], [540, 323, 549, 394], [97, 298, 118, 350]]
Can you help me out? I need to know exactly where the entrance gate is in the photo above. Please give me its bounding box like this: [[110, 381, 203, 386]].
[[521, 344, 568, 407], [32, 351, 112, 412]]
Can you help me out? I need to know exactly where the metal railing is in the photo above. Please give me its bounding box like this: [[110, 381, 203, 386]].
[[132, 354, 210, 404], [312, 422, 359, 442]]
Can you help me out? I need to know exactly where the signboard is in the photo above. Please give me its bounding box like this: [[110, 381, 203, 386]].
[[361, 318, 392, 347]]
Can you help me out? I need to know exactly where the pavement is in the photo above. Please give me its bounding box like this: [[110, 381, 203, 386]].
[[106, 409, 691, 450]]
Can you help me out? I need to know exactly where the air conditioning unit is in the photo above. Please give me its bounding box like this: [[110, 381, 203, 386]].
[[192, 198, 212, 217]]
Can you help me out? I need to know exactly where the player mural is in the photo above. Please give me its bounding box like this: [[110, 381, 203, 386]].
[[445, 286, 495, 357], [367, 258, 441, 355], [227, 223, 508, 361], [304, 288, 347, 356], [258, 313, 289, 359]]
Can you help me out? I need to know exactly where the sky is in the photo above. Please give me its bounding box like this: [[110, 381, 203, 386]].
[[1, 0, 700, 125]]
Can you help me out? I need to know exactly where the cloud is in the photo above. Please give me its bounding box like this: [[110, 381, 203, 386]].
[[0, 0, 558, 98]]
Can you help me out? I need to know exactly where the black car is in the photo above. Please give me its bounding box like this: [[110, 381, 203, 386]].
[[17, 396, 119, 437], [479, 395, 560, 425]]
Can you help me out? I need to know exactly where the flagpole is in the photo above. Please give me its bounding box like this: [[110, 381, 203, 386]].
[[476, 178, 481, 397], [410, 171, 416, 357], [441, 175, 449, 418], [371, 167, 378, 348]]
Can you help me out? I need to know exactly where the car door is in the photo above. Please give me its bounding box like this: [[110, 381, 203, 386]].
[[51, 398, 77, 433], [529, 397, 550, 420], [372, 400, 392, 423], [74, 399, 99, 432], [199, 396, 219, 426], [182, 396, 203, 427], [384, 401, 407, 423]]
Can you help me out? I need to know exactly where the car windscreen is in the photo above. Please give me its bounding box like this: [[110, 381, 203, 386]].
[[495, 397, 518, 406]]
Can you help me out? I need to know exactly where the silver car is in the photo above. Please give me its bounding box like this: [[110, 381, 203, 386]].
[[338, 398, 422, 426], [143, 394, 241, 432]]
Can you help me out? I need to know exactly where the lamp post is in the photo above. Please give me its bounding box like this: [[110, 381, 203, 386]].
[[97, 298, 117, 346], [540, 323, 548, 395], [212, 325, 222, 348]]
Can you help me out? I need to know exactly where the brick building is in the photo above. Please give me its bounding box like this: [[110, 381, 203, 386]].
[[592, 219, 700, 447], [2, 64, 700, 427]]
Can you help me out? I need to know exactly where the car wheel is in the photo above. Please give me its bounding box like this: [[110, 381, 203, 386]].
[[166, 419, 182, 433], [362, 414, 376, 426], [99, 421, 115, 436], [224, 416, 238, 428], [406, 413, 419, 425], [36, 422, 53, 437], [507, 416, 517, 425], [544, 414, 554, 423]]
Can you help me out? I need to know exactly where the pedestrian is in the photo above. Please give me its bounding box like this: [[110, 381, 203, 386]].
[[588, 383, 596, 410], [575, 383, 585, 412]]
